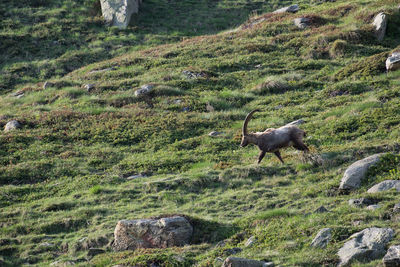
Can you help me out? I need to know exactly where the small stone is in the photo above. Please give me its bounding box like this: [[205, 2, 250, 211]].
[[134, 84, 154, 97], [43, 81, 54, 89], [367, 180, 400, 193], [84, 84, 95, 92], [294, 17, 310, 29], [245, 236, 256, 247], [222, 257, 272, 267], [366, 204, 380, 210], [208, 131, 223, 137], [314, 206, 329, 213], [126, 174, 146, 180], [174, 99, 182, 104], [349, 198, 376, 208], [11, 90, 24, 97], [383, 245, 400, 267], [273, 4, 299, 14], [311, 228, 331, 248], [386, 53, 400, 72], [4, 120, 22, 132], [16, 94, 24, 98], [40, 242, 54, 247], [393, 203, 400, 213]]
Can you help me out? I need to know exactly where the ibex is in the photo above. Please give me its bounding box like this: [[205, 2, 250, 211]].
[[240, 109, 309, 164]]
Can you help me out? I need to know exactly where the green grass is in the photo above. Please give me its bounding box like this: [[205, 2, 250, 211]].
[[1, 0, 400, 266]]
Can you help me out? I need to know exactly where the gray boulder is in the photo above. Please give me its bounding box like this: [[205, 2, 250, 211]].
[[273, 4, 299, 14], [339, 154, 382, 190], [383, 245, 400, 267], [386, 52, 400, 72], [311, 228, 331, 248], [113, 216, 193, 251], [100, 0, 141, 28], [293, 18, 310, 29], [4, 120, 22, 132], [393, 203, 400, 213], [134, 84, 154, 97], [367, 180, 400, 193], [338, 227, 394, 266], [372, 12, 388, 41], [222, 257, 273, 267], [366, 204, 380, 210]]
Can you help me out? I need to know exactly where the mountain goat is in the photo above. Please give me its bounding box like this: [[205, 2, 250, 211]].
[[240, 109, 309, 164]]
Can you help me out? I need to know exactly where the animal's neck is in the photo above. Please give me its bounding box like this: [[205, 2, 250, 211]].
[[247, 133, 259, 146]]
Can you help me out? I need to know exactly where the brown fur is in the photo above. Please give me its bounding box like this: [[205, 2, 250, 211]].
[[240, 110, 309, 164]]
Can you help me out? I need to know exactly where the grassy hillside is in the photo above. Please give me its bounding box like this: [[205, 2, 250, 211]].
[[1, 0, 400, 266]]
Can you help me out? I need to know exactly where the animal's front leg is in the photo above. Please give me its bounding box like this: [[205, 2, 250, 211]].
[[257, 151, 266, 164], [274, 151, 284, 164]]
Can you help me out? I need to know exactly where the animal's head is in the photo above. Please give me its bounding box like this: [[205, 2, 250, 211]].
[[240, 109, 259, 147]]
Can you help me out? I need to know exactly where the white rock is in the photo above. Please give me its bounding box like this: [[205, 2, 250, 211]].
[[367, 180, 400, 193], [372, 12, 388, 41], [208, 131, 223, 137], [338, 227, 394, 266], [273, 4, 299, 14], [293, 18, 310, 29], [100, 0, 140, 28], [339, 154, 382, 190], [245, 236, 256, 247], [4, 120, 22, 132], [366, 204, 380, 210], [311, 228, 331, 248], [383, 245, 400, 267], [386, 54, 400, 72], [134, 84, 154, 97]]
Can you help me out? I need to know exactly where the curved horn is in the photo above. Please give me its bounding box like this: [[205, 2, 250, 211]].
[[242, 109, 260, 136]]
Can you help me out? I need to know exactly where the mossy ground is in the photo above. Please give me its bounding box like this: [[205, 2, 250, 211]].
[[1, 0, 400, 266]]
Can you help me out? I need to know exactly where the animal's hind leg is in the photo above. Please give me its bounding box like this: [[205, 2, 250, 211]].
[[274, 151, 284, 164], [293, 140, 309, 152]]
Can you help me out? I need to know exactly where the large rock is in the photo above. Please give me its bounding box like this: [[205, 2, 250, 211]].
[[338, 227, 394, 266], [383, 245, 400, 267], [113, 216, 193, 251], [372, 12, 388, 41], [4, 120, 22, 132], [273, 4, 299, 14], [222, 257, 273, 267], [386, 52, 400, 72], [311, 228, 331, 248], [100, 0, 141, 28], [367, 180, 400, 193], [339, 154, 382, 190]]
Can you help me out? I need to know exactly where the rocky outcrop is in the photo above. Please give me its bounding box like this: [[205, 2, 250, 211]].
[[100, 0, 142, 28], [293, 18, 310, 29], [311, 228, 331, 248], [273, 5, 299, 14], [367, 180, 400, 193], [386, 52, 400, 72], [113, 216, 193, 251], [4, 120, 22, 132], [383, 245, 400, 267], [222, 257, 274, 267], [338, 227, 394, 266], [339, 154, 382, 190], [372, 12, 388, 41]]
